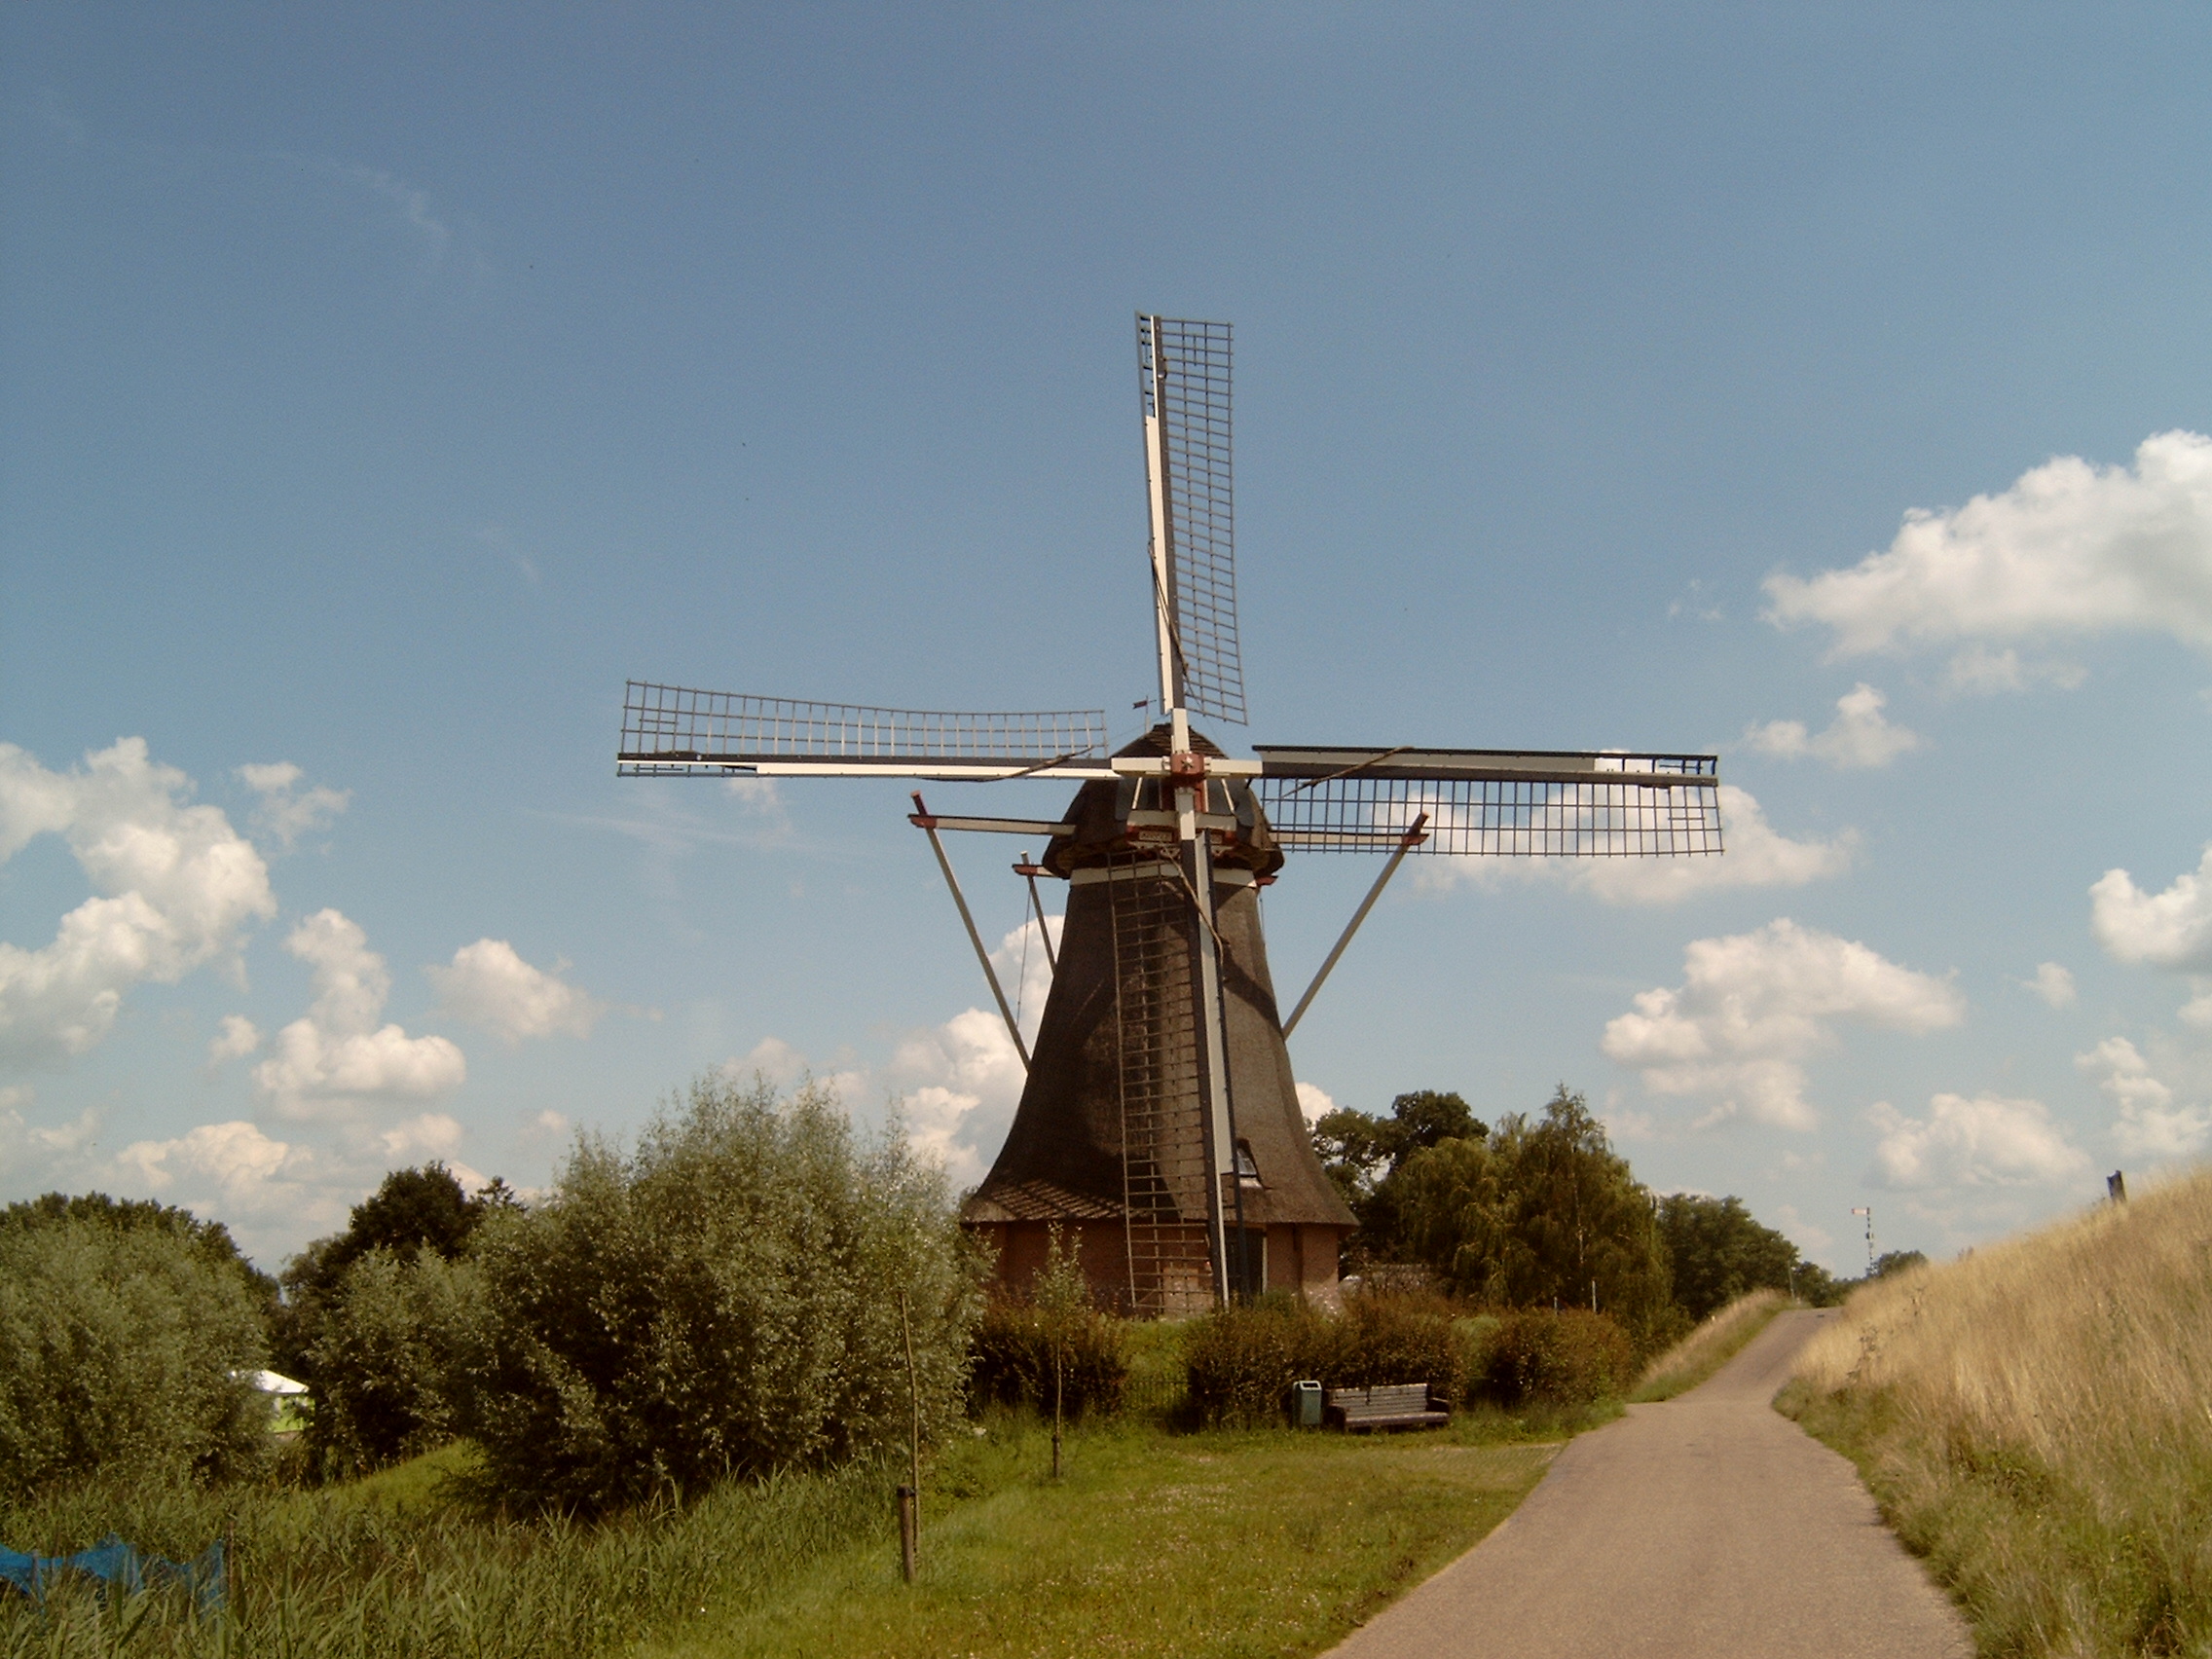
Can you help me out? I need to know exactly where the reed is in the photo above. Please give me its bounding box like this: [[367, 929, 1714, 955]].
[[1782, 1165, 2212, 1657]]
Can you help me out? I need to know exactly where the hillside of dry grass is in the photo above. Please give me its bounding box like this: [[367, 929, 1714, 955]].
[[1781, 1166, 2212, 1658], [1631, 1289, 1788, 1402]]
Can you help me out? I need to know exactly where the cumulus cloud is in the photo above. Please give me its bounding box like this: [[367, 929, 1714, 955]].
[[2077, 1036, 2211, 1160], [1742, 684, 1923, 769], [254, 909, 464, 1117], [377, 1111, 466, 1162], [1769, 431, 2212, 672], [236, 761, 350, 851], [1421, 786, 1856, 905], [0, 739, 276, 1064], [207, 1014, 262, 1065], [1601, 918, 1966, 1130], [426, 939, 605, 1043], [2090, 846, 2212, 971], [1295, 1082, 1337, 1125], [1869, 1092, 2090, 1189], [114, 1119, 316, 1214], [1765, 430, 2212, 659], [2022, 963, 2078, 1010]]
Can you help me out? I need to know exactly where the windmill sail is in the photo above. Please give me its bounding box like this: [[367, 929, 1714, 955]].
[[618, 682, 1110, 779], [1253, 746, 1722, 856], [1139, 316, 1244, 724]]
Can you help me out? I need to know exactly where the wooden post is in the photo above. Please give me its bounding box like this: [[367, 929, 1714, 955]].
[[1051, 1328, 1064, 1480], [896, 1485, 917, 1584], [900, 1289, 921, 1574]]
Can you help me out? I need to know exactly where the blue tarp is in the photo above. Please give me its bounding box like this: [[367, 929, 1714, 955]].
[[0, 1535, 225, 1612]]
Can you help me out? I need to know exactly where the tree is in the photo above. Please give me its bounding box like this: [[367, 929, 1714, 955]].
[[461, 1076, 980, 1513], [0, 1215, 272, 1497], [275, 1161, 505, 1379], [2, 1191, 278, 1325], [1393, 1085, 1677, 1346], [305, 1248, 487, 1476], [1310, 1089, 1486, 1258], [1656, 1194, 1803, 1320], [1872, 1249, 1929, 1278]]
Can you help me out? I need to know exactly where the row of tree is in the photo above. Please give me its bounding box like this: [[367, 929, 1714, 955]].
[[1311, 1084, 1897, 1341], [1, 1077, 974, 1511]]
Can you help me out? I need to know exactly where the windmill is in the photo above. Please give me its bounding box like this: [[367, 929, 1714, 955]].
[[618, 314, 1722, 1315]]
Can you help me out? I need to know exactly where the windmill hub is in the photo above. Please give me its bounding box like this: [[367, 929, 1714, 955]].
[[615, 313, 1724, 1317]]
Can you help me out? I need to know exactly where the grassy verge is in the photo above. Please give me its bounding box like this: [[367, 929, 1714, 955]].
[[0, 1400, 1609, 1658], [1779, 1166, 2212, 1658], [1629, 1289, 1788, 1402], [641, 1406, 1604, 1659]]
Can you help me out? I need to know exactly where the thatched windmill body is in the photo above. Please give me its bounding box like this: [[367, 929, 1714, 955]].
[[619, 315, 1722, 1315]]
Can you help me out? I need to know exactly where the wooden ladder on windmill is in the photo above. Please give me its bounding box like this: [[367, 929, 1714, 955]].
[[1109, 854, 1215, 1317]]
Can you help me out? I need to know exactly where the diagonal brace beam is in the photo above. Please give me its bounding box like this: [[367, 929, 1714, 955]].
[[910, 793, 1029, 1069], [1281, 814, 1429, 1040]]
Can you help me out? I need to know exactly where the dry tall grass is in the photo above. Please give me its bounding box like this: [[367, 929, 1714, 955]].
[[1785, 1165, 2212, 1657], [1630, 1289, 1788, 1402]]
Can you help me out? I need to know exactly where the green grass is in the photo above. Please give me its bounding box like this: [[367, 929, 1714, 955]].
[[640, 1408, 1596, 1659], [0, 1400, 1612, 1658]]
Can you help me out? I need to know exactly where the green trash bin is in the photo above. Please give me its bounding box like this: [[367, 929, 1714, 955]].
[[1291, 1379, 1324, 1428]]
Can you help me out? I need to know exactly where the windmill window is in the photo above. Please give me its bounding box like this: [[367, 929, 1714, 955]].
[[1235, 1140, 1263, 1185]]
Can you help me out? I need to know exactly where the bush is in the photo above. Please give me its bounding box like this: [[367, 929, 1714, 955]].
[[0, 1216, 272, 1498], [1184, 1295, 1333, 1425], [307, 1248, 487, 1477], [461, 1076, 979, 1513], [967, 1302, 1128, 1418], [1183, 1291, 1466, 1424], [1480, 1308, 1636, 1406], [1329, 1292, 1466, 1398]]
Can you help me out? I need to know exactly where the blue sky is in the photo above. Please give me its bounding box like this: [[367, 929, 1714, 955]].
[[8, 5, 2212, 1271]]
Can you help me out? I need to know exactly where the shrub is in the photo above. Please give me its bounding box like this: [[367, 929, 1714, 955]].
[[967, 1303, 1128, 1417], [1328, 1291, 1466, 1398], [0, 1216, 272, 1498], [461, 1076, 979, 1513], [1480, 1308, 1636, 1406], [307, 1248, 487, 1477], [1183, 1296, 1333, 1425]]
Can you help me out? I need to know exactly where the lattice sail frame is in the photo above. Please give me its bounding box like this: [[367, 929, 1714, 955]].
[[618, 682, 1108, 775], [1140, 316, 1244, 724], [1253, 748, 1722, 857]]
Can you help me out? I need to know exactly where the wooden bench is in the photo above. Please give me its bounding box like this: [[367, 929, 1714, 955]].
[[1324, 1382, 1450, 1432]]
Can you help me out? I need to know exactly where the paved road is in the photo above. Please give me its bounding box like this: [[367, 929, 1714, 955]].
[[1324, 1309, 1973, 1659]]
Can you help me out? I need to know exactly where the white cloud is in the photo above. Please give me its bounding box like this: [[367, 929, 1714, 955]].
[[1942, 645, 2086, 695], [426, 939, 605, 1043], [1765, 430, 2212, 658], [0, 739, 276, 1063], [1742, 684, 1923, 769], [0, 1097, 100, 1189], [2023, 963, 2078, 1010], [1295, 1082, 1337, 1126], [254, 909, 464, 1117], [1869, 1092, 2091, 1189], [116, 1119, 313, 1208], [2077, 1036, 2211, 1161], [207, 1014, 262, 1065], [377, 1111, 464, 1161], [236, 761, 350, 851], [2090, 846, 2212, 971], [1420, 785, 1856, 905], [2181, 981, 2212, 1028], [1601, 918, 1966, 1130]]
